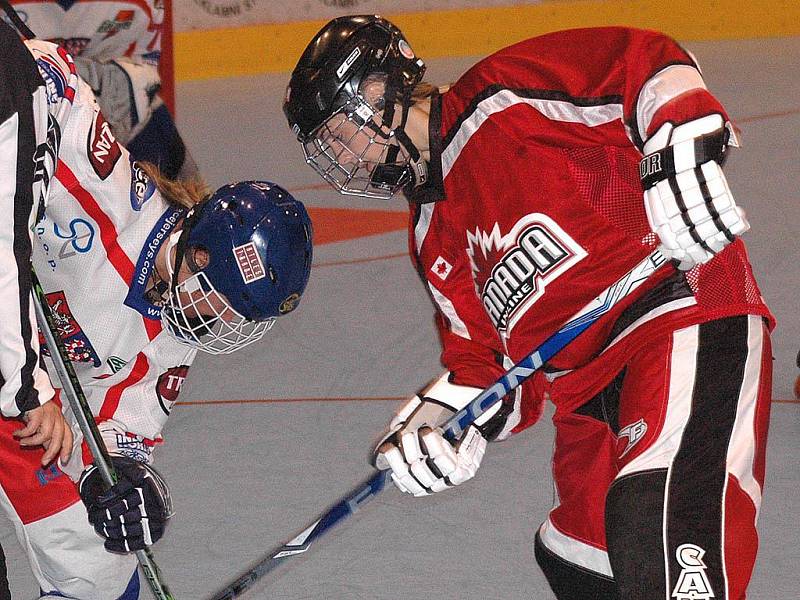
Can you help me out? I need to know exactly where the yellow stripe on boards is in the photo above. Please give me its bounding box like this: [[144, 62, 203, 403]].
[[174, 0, 800, 81]]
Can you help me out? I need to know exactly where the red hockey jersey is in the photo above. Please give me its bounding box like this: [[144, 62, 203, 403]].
[[408, 27, 773, 433]]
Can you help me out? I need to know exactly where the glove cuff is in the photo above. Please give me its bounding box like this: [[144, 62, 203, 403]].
[[640, 126, 728, 189]]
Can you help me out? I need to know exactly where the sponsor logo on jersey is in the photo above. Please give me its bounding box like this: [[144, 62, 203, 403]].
[[127, 209, 182, 319], [107, 356, 128, 374], [98, 10, 135, 39], [112, 431, 154, 463], [54, 218, 95, 259], [130, 161, 156, 210], [39, 291, 101, 367], [156, 365, 190, 415], [36, 55, 68, 103], [279, 292, 301, 315], [466, 214, 586, 336], [431, 256, 453, 281], [87, 110, 122, 180], [35, 463, 64, 487], [233, 242, 266, 284], [672, 544, 715, 599], [618, 418, 648, 458]]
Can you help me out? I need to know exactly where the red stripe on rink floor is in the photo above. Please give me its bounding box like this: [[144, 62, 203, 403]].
[[176, 396, 404, 406], [736, 108, 800, 124], [176, 396, 798, 406]]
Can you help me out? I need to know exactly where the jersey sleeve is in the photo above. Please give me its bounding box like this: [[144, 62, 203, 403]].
[[81, 333, 195, 440], [0, 25, 60, 417], [58, 333, 195, 480], [460, 27, 730, 151], [617, 28, 730, 148]]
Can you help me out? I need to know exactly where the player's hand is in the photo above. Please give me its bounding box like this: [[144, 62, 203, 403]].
[[640, 114, 749, 270], [375, 395, 487, 496], [79, 456, 173, 553], [14, 400, 73, 466]]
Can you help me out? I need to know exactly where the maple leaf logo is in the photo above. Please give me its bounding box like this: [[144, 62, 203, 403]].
[[464, 214, 587, 335], [466, 223, 507, 294]]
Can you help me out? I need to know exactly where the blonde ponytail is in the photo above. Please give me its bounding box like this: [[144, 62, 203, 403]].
[[137, 162, 211, 209]]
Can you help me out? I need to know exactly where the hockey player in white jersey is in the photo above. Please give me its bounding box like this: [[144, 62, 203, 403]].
[[7, 0, 198, 179], [0, 9, 313, 599]]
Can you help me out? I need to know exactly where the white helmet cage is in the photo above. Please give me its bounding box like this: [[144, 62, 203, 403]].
[[161, 271, 275, 355], [160, 227, 275, 355]]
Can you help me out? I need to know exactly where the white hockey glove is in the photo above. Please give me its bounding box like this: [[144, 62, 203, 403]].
[[75, 57, 162, 145], [375, 374, 504, 497], [640, 114, 748, 270]]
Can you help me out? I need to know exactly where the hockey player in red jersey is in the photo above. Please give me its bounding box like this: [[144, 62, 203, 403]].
[[284, 15, 774, 600], [0, 9, 312, 599], [8, 0, 198, 180]]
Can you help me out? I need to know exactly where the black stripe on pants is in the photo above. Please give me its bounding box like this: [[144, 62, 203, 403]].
[[606, 316, 752, 600]]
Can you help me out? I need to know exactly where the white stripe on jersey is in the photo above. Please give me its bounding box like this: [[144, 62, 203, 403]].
[[414, 202, 434, 255], [427, 281, 471, 340], [442, 89, 623, 179], [636, 65, 707, 139]]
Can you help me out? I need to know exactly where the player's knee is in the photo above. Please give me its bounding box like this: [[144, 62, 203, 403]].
[[534, 531, 619, 600], [605, 469, 669, 596]]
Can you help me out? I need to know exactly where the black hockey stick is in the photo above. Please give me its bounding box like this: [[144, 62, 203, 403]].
[[208, 249, 668, 600], [30, 268, 177, 600]]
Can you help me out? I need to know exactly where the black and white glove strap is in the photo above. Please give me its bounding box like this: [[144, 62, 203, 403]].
[[375, 374, 500, 497], [640, 115, 749, 270], [78, 456, 173, 553]]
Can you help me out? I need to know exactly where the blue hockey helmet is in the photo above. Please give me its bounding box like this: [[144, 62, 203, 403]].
[[162, 181, 313, 354]]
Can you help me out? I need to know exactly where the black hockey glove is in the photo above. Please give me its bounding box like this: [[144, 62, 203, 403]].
[[78, 456, 173, 553]]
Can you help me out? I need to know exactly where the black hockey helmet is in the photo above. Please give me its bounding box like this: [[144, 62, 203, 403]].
[[284, 15, 426, 141], [283, 15, 428, 199]]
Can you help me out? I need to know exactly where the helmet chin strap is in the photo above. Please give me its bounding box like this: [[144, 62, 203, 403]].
[[371, 83, 427, 191], [166, 204, 204, 298]]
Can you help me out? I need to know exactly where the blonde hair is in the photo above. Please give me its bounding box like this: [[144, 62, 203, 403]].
[[411, 81, 442, 101], [137, 162, 210, 209]]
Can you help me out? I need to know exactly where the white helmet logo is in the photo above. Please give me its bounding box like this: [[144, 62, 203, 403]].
[[233, 242, 266, 284], [336, 47, 361, 80]]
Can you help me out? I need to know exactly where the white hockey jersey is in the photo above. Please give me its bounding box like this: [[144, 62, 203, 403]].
[[9, 39, 195, 473], [9, 0, 164, 64]]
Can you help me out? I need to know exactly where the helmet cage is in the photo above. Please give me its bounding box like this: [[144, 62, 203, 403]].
[[161, 269, 275, 355], [302, 94, 413, 199]]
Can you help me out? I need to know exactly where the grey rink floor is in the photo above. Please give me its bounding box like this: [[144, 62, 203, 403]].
[[3, 37, 799, 599]]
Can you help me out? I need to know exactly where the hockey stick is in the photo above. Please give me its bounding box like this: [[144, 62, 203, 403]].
[[30, 268, 177, 600], [208, 249, 668, 600]]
